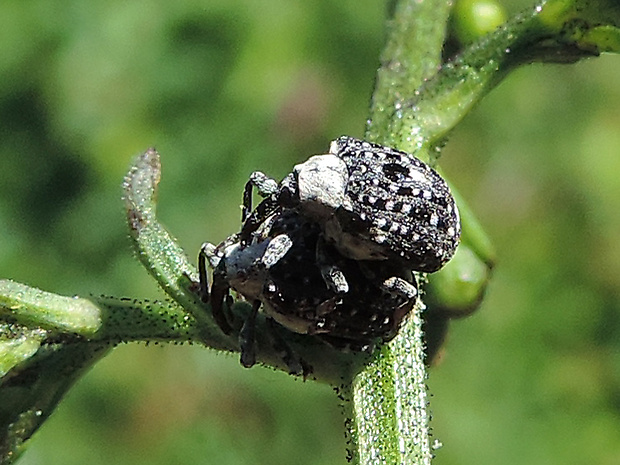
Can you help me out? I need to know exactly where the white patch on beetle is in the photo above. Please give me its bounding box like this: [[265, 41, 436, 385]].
[[294, 154, 347, 219]]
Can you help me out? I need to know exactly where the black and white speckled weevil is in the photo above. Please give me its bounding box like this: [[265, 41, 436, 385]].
[[197, 136, 459, 369], [200, 209, 418, 368], [241, 136, 460, 273]]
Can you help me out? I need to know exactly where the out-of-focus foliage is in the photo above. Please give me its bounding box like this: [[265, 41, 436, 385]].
[[0, 0, 619, 464], [450, 0, 506, 45]]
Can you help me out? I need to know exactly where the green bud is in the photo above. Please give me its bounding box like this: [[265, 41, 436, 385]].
[[425, 244, 491, 318], [452, 0, 506, 44]]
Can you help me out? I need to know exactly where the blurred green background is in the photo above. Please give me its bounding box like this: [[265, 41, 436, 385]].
[[1, 0, 620, 464]]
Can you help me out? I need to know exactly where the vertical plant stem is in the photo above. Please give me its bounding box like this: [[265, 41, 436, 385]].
[[345, 304, 432, 465], [346, 1, 452, 464], [366, 0, 454, 151]]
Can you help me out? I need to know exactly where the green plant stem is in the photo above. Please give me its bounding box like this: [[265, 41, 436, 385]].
[[366, 0, 454, 148], [122, 149, 214, 329], [346, 1, 453, 464], [383, 0, 620, 157], [1, 340, 111, 464], [0, 281, 102, 338], [0, 279, 205, 344], [344, 305, 432, 465]]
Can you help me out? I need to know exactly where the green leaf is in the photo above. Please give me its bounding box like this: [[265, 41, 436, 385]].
[[1, 335, 110, 465]]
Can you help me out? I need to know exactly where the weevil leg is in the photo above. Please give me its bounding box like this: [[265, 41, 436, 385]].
[[198, 242, 211, 302], [250, 171, 279, 197], [240, 197, 280, 245], [316, 236, 349, 294], [380, 275, 419, 331], [239, 300, 261, 368], [242, 171, 279, 223], [198, 241, 234, 335], [381, 275, 418, 301], [210, 267, 234, 335], [242, 178, 254, 223]]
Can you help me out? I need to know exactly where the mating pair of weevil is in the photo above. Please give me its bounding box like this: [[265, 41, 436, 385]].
[[196, 136, 461, 370]]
